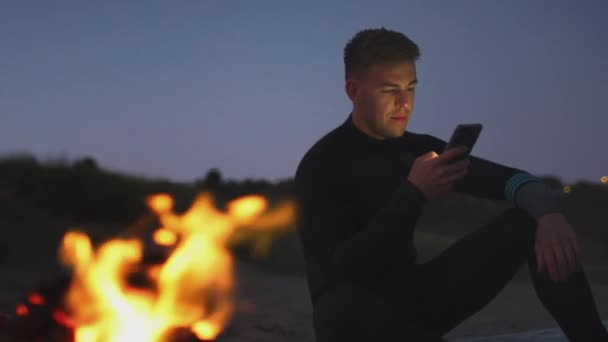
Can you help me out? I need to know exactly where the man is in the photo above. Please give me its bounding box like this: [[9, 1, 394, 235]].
[[294, 27, 608, 341]]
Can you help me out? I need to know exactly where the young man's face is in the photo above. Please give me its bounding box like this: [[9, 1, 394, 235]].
[[346, 61, 417, 140]]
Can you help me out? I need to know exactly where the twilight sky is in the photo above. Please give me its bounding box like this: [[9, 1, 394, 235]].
[[1, 1, 606, 184]]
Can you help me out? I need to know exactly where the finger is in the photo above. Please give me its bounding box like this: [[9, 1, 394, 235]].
[[435, 159, 469, 182], [536, 242, 544, 273], [562, 239, 579, 276], [569, 238, 583, 272], [572, 237, 583, 268], [437, 146, 468, 163], [442, 159, 470, 175], [430, 183, 452, 198], [438, 167, 468, 185], [552, 243, 568, 282], [544, 247, 560, 282], [437, 146, 468, 164]]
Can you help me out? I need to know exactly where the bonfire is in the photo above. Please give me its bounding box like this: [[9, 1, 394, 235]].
[[1, 192, 296, 342]]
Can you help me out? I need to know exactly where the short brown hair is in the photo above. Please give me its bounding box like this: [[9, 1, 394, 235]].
[[344, 27, 420, 80]]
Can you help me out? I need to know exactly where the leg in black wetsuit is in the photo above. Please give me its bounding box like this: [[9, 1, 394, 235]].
[[312, 208, 608, 341], [313, 282, 446, 342], [407, 207, 608, 341]]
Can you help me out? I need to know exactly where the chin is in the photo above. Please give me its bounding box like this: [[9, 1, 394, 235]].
[[394, 125, 408, 135], [384, 131, 404, 139]]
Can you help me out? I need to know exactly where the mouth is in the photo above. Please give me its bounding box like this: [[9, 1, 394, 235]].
[[391, 117, 408, 121]]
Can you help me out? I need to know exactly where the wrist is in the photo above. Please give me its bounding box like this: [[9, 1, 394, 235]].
[[513, 180, 563, 220], [406, 179, 429, 203]]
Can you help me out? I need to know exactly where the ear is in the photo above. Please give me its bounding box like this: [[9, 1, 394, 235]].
[[345, 79, 358, 102]]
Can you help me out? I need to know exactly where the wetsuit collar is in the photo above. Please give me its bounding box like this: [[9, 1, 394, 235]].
[[343, 113, 398, 147]]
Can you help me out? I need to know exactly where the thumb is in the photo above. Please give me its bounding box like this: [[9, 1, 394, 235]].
[[422, 151, 439, 161]]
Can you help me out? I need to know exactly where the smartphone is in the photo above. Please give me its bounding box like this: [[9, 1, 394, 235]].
[[443, 123, 483, 163]]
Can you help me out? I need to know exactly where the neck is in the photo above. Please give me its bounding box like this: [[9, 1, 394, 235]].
[[351, 110, 384, 140]]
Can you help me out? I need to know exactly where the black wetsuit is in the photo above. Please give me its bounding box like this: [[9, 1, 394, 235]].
[[294, 114, 608, 341]]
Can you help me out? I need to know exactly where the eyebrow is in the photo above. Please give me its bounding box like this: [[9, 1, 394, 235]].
[[380, 79, 418, 88]]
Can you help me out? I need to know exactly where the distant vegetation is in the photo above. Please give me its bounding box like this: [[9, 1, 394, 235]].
[[0, 153, 606, 277]]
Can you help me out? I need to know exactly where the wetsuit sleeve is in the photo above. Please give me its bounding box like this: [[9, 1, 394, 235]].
[[295, 158, 426, 290], [330, 179, 425, 282], [418, 134, 540, 201]]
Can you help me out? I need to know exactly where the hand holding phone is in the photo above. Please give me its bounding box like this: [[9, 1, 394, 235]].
[[407, 123, 482, 200]]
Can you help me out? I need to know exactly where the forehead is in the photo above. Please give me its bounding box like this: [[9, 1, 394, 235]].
[[364, 61, 417, 84]]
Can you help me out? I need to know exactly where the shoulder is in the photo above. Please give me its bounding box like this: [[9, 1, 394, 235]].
[[295, 122, 352, 184]]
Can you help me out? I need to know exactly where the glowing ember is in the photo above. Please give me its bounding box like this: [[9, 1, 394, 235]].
[[15, 304, 28, 316], [57, 192, 295, 342], [563, 185, 572, 193], [27, 293, 45, 305]]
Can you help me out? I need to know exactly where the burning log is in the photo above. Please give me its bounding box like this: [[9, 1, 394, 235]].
[[0, 192, 295, 342]]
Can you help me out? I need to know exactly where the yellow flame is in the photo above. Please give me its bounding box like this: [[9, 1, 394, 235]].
[[227, 195, 267, 222], [601, 176, 607, 184], [147, 194, 174, 214], [192, 320, 220, 340], [563, 185, 572, 193], [153, 228, 177, 246], [59, 192, 295, 342]]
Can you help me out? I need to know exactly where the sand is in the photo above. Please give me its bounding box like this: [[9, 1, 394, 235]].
[[228, 263, 608, 341], [1, 262, 606, 341]]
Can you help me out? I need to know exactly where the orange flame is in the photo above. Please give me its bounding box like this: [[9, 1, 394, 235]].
[[58, 192, 295, 342]]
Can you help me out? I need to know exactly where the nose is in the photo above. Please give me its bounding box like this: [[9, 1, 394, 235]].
[[395, 90, 410, 109]]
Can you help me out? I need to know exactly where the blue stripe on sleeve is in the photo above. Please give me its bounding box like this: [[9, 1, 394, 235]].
[[504, 173, 541, 202]]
